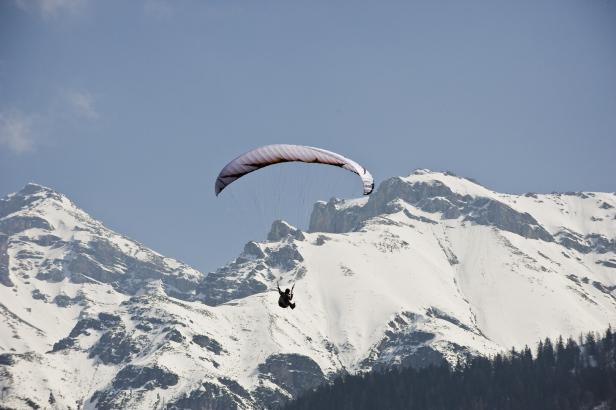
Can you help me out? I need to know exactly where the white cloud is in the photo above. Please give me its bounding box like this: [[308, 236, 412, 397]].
[[0, 111, 35, 154], [0, 89, 98, 154], [66, 89, 99, 120], [15, 0, 86, 18]]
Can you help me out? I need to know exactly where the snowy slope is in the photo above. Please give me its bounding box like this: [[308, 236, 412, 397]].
[[1, 172, 616, 409]]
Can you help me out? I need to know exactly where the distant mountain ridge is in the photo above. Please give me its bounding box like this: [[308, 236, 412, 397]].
[[1, 170, 615, 409]]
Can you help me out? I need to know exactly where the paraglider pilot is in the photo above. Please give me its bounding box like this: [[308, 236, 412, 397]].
[[277, 283, 296, 309]]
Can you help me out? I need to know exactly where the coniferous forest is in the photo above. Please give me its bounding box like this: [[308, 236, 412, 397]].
[[288, 328, 616, 410]]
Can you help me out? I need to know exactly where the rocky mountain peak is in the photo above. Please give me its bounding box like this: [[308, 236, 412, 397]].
[[309, 170, 490, 233], [0, 183, 203, 300], [310, 170, 547, 242], [267, 220, 305, 242], [20, 182, 56, 195], [0, 183, 69, 219]]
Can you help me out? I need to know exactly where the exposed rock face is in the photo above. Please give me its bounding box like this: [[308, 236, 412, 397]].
[[0, 215, 53, 234], [243, 241, 265, 259], [268, 220, 305, 242], [255, 354, 327, 408], [0, 233, 12, 286], [31, 289, 48, 301], [0, 353, 15, 365], [168, 381, 248, 410], [192, 334, 225, 355], [52, 312, 128, 356], [0, 183, 203, 301], [92, 365, 179, 410], [309, 176, 554, 242], [597, 259, 616, 269], [30, 237, 197, 297], [265, 243, 303, 270], [0, 184, 60, 215], [197, 236, 303, 306], [196, 262, 268, 306], [359, 311, 449, 372], [89, 327, 138, 365], [309, 199, 366, 233], [111, 365, 179, 390], [52, 293, 84, 308], [556, 231, 616, 254], [464, 197, 553, 241]]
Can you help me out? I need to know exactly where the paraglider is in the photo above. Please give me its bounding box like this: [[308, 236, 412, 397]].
[[277, 283, 295, 310], [214, 144, 374, 196], [215, 144, 374, 311]]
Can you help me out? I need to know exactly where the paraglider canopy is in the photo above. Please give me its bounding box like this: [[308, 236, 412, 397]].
[[215, 144, 374, 196]]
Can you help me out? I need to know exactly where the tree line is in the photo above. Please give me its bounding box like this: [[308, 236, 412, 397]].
[[287, 327, 616, 410]]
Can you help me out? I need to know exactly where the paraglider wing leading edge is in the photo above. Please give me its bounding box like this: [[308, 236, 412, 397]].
[[214, 144, 374, 196]]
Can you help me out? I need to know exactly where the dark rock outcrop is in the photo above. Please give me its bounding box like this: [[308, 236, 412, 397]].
[[24, 236, 200, 300], [243, 241, 265, 259], [92, 365, 179, 410], [0, 215, 53, 235], [360, 311, 453, 372], [51, 312, 129, 358], [0, 233, 12, 287], [89, 328, 138, 364], [28, 234, 64, 247], [0, 353, 15, 366], [255, 353, 326, 408], [197, 266, 268, 306], [196, 242, 303, 306], [167, 381, 248, 410], [597, 260, 616, 269], [112, 365, 178, 390], [0, 183, 61, 219], [165, 328, 185, 343], [52, 293, 86, 308], [192, 334, 224, 355], [309, 199, 366, 234], [556, 231, 616, 254], [31, 289, 48, 301], [268, 220, 305, 242], [51, 337, 76, 352], [265, 244, 303, 271]]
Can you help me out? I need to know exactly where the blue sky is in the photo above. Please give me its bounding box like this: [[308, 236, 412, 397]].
[[1, 0, 615, 272]]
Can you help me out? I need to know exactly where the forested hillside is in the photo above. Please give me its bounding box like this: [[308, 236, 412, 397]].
[[289, 328, 616, 410]]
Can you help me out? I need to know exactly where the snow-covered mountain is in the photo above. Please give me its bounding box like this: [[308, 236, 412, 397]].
[[1, 170, 616, 409]]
